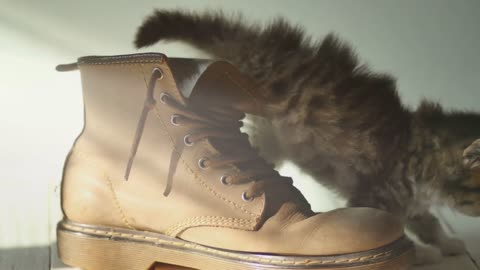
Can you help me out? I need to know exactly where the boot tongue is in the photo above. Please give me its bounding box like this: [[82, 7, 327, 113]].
[[167, 58, 266, 116]]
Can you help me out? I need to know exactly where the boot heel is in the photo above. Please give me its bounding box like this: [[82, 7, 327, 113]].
[[57, 223, 156, 270]]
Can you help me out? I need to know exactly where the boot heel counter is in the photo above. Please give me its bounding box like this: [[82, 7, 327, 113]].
[[61, 150, 133, 229]]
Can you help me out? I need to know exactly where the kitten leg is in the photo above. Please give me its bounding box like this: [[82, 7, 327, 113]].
[[243, 114, 284, 166], [413, 244, 443, 265], [407, 211, 466, 257]]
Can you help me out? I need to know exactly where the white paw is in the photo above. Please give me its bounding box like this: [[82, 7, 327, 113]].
[[438, 237, 467, 256], [414, 244, 443, 265]]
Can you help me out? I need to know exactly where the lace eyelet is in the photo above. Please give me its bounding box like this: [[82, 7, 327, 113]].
[[220, 175, 230, 185], [241, 192, 254, 202], [171, 114, 181, 126], [152, 67, 164, 80], [184, 135, 194, 146], [159, 92, 169, 104], [198, 158, 208, 169]]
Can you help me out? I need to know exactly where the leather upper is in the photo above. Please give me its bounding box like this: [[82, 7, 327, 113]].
[[61, 53, 404, 256]]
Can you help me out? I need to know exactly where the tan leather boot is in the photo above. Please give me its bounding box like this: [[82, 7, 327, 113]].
[[56, 53, 413, 270]]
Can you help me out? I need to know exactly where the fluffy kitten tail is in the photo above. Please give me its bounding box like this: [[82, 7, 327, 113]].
[[134, 10, 308, 65], [135, 10, 249, 55]]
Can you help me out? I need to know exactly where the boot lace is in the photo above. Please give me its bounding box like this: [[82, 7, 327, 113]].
[[124, 67, 293, 200]]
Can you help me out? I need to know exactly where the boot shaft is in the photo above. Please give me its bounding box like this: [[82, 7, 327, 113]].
[[60, 53, 268, 235]]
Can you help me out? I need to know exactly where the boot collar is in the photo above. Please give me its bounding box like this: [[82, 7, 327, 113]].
[[57, 53, 267, 116]]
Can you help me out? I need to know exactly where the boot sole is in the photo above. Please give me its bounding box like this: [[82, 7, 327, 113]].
[[57, 219, 414, 270]]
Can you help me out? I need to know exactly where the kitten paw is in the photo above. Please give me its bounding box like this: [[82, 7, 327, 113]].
[[414, 245, 443, 265], [438, 237, 467, 256]]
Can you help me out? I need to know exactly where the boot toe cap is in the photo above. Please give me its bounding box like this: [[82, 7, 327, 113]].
[[178, 207, 405, 256], [298, 207, 404, 255]]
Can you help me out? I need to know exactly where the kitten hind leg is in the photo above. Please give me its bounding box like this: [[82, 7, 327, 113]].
[[413, 244, 443, 265], [407, 211, 466, 258]]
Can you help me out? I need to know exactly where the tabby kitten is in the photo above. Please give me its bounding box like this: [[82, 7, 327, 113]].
[[134, 10, 480, 264]]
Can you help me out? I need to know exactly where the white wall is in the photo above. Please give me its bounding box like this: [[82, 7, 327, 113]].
[[1, 0, 479, 248]]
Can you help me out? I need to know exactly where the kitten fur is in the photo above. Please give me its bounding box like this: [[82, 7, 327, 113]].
[[135, 10, 480, 264]]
